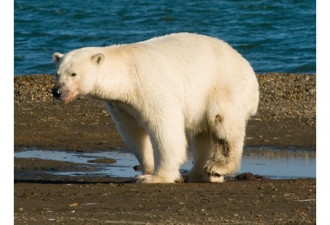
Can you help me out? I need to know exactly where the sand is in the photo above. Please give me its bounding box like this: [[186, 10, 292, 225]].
[[14, 73, 316, 224]]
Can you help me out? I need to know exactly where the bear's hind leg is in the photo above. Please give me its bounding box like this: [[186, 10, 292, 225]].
[[186, 132, 215, 182], [204, 113, 246, 181]]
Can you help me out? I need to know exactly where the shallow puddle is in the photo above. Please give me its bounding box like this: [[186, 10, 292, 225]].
[[15, 147, 315, 179]]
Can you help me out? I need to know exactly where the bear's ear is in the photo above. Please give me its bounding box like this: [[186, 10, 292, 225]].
[[91, 53, 105, 65], [52, 52, 63, 65]]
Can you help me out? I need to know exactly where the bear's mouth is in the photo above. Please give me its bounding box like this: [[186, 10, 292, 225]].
[[60, 90, 78, 104], [63, 93, 76, 104], [51, 86, 77, 104]]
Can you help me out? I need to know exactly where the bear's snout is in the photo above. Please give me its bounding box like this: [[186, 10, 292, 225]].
[[52, 85, 62, 99]]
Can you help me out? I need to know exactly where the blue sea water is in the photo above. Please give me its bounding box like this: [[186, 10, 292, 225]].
[[14, 0, 316, 76]]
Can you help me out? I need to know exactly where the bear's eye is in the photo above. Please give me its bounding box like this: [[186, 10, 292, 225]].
[[71, 73, 77, 77]]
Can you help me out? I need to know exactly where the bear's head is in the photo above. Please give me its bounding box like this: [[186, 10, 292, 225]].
[[51, 49, 105, 103]]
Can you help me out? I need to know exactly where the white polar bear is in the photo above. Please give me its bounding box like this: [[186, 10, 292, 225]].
[[52, 33, 259, 183]]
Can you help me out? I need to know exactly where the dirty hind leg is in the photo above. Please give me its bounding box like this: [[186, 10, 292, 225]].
[[204, 133, 245, 182]]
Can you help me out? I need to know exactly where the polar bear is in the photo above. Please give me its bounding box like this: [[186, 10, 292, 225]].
[[52, 33, 259, 183]]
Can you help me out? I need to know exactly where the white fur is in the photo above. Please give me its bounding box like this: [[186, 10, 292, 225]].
[[52, 33, 259, 183]]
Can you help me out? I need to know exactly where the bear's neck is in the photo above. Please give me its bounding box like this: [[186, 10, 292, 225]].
[[88, 46, 141, 105], [89, 69, 138, 105], [89, 80, 132, 103]]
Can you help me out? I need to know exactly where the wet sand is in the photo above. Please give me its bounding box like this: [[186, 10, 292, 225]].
[[14, 73, 316, 224]]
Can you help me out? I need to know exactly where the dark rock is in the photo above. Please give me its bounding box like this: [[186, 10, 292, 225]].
[[235, 172, 268, 181]]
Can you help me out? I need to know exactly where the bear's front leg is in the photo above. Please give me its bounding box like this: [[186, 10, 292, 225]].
[[106, 102, 154, 175], [136, 112, 187, 183]]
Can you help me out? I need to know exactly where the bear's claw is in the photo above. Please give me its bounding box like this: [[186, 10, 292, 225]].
[[204, 161, 225, 177], [207, 171, 223, 178]]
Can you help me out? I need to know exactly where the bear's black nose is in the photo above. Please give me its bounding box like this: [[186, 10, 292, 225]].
[[52, 87, 62, 99]]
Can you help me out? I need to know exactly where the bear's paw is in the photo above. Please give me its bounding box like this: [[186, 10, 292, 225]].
[[135, 174, 183, 183], [203, 160, 227, 183]]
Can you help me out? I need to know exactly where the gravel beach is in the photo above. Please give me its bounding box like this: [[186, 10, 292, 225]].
[[14, 73, 316, 150], [14, 73, 316, 224]]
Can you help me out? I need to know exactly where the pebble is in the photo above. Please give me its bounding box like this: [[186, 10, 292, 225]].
[[68, 202, 78, 207]]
